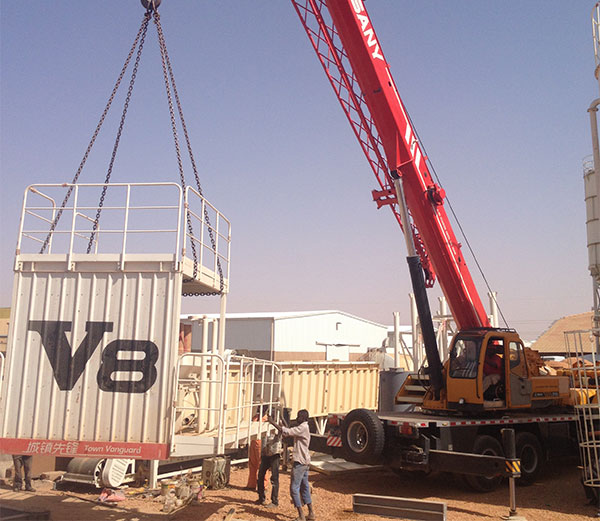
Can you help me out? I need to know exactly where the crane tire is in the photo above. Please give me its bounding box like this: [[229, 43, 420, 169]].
[[465, 435, 504, 492], [515, 432, 544, 486], [341, 409, 385, 464]]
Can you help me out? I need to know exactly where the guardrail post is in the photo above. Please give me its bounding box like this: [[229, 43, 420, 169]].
[[501, 428, 527, 521]]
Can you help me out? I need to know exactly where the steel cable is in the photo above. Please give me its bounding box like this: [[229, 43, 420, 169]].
[[405, 110, 510, 329]]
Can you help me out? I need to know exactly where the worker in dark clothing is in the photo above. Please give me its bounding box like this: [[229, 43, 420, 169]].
[[12, 455, 35, 492], [256, 431, 282, 508]]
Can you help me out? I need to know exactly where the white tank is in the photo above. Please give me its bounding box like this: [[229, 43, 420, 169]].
[[584, 157, 600, 283], [587, 4, 600, 283]]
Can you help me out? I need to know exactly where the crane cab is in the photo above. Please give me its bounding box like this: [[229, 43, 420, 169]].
[[441, 329, 527, 412], [418, 328, 570, 413]]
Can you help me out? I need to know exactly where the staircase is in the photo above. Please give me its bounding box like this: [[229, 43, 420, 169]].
[[395, 372, 429, 405]]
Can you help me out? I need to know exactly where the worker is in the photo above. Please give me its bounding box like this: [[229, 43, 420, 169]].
[[256, 429, 282, 508], [483, 342, 503, 400], [12, 455, 35, 492], [246, 406, 268, 490], [452, 341, 478, 378], [245, 439, 261, 490], [269, 409, 315, 521]]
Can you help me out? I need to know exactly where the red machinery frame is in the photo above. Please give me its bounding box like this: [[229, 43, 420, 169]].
[[291, 0, 490, 331]]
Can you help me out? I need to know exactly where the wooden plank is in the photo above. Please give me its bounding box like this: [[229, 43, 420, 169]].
[[353, 494, 446, 521]]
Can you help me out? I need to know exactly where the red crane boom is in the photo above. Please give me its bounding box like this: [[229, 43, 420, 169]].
[[291, 0, 490, 331]]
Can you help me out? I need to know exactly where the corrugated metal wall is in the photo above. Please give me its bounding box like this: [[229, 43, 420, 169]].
[[184, 312, 388, 361], [278, 361, 379, 418], [274, 312, 388, 357], [0, 263, 181, 445]]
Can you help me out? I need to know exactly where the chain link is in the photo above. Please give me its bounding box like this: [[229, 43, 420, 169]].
[[154, 14, 224, 291], [39, 12, 152, 254], [87, 13, 151, 253], [153, 11, 224, 296], [152, 11, 195, 271], [38, 7, 223, 297]]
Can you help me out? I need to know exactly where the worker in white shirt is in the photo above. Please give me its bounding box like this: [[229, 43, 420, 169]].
[[269, 409, 315, 521]]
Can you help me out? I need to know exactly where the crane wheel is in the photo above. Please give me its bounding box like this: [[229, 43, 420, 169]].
[[515, 432, 544, 486], [340, 409, 385, 464], [465, 435, 504, 492]]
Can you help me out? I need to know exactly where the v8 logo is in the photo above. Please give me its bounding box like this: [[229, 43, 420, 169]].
[[28, 321, 159, 394]]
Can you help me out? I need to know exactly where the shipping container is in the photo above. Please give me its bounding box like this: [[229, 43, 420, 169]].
[[0, 183, 278, 460], [278, 361, 379, 433]]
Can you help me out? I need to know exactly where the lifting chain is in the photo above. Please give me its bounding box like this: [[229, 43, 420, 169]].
[[87, 11, 151, 253], [39, 2, 224, 297], [39, 11, 152, 255], [152, 9, 224, 296]]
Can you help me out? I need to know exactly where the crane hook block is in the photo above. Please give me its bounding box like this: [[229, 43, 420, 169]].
[[141, 0, 161, 11]]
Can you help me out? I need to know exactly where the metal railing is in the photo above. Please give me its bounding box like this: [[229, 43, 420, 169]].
[[15, 183, 230, 284], [173, 353, 227, 443], [224, 355, 281, 454], [584, 155, 595, 176], [564, 329, 600, 490], [172, 353, 281, 454], [185, 186, 231, 288], [18, 183, 182, 256]]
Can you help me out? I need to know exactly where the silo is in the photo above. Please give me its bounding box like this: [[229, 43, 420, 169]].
[[587, 4, 600, 328], [584, 155, 600, 282]]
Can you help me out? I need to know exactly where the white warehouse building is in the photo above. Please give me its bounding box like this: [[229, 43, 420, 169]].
[[181, 310, 390, 362]]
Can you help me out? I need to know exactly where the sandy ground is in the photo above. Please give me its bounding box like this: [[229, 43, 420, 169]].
[[0, 458, 594, 520]]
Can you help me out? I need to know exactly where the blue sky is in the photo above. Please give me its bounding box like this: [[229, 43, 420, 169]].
[[0, 1, 595, 341]]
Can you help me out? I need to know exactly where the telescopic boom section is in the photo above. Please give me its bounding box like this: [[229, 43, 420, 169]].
[[319, 0, 489, 331]]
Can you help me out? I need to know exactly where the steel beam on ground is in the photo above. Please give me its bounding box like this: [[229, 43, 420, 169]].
[[353, 494, 446, 521]]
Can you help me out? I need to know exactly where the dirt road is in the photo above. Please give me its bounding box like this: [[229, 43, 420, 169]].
[[0, 459, 592, 520]]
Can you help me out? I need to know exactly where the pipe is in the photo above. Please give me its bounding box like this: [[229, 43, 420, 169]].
[[488, 291, 499, 328], [392, 172, 443, 397], [199, 316, 209, 433], [409, 294, 419, 369], [209, 319, 219, 430], [393, 312, 400, 368], [437, 297, 449, 361], [218, 293, 227, 357], [589, 98, 600, 178], [407, 256, 443, 396]]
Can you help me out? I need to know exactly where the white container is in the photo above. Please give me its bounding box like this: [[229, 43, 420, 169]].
[[584, 159, 600, 283], [278, 361, 379, 420], [0, 183, 229, 460]]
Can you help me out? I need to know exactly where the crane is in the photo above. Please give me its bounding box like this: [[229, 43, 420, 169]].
[[292, 0, 570, 413]]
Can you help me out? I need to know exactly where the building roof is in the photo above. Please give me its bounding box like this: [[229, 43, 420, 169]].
[[531, 311, 594, 354], [183, 310, 388, 328]]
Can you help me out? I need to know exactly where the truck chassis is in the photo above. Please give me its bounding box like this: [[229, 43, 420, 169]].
[[315, 408, 577, 491]]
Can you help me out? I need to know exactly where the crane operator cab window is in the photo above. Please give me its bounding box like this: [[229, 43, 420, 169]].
[[482, 339, 505, 402], [508, 341, 525, 373], [449, 337, 480, 378]]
